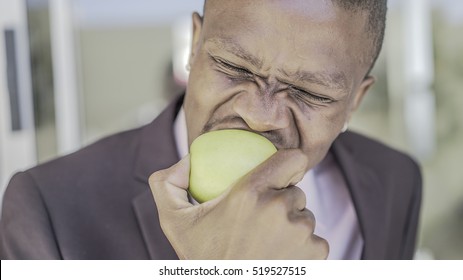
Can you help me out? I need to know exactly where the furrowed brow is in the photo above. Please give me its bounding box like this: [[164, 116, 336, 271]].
[[279, 68, 348, 91], [207, 38, 348, 91], [206, 38, 263, 69]]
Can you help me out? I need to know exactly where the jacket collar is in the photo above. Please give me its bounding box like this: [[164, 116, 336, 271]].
[[133, 95, 184, 183], [132, 95, 183, 259], [331, 133, 388, 259]]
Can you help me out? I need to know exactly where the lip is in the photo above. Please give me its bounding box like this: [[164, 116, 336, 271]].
[[208, 125, 252, 134]]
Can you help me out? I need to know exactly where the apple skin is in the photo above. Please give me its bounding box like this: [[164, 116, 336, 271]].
[[189, 129, 277, 203]]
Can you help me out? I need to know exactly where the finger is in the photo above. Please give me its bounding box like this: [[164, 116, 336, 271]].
[[239, 149, 309, 192], [149, 156, 192, 210], [288, 207, 316, 232], [268, 186, 314, 231], [283, 185, 307, 211], [266, 185, 307, 212], [309, 234, 330, 259]]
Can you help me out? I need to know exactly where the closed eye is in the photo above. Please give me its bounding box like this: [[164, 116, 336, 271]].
[[289, 86, 334, 104], [211, 54, 334, 105], [211, 56, 253, 77]]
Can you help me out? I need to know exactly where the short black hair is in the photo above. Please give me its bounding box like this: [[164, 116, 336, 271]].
[[203, 0, 388, 76], [332, 0, 388, 75]]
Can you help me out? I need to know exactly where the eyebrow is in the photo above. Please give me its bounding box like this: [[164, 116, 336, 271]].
[[206, 37, 348, 91], [278, 68, 348, 91], [207, 38, 263, 69]]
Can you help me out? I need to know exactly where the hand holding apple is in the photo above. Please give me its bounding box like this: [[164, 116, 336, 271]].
[[149, 144, 329, 259]]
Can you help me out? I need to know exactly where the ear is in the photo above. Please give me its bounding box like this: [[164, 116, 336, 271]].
[[347, 75, 375, 121], [189, 12, 203, 66]]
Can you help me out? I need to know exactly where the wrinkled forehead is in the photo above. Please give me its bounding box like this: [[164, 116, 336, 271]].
[[203, 0, 369, 51], [202, 0, 371, 86]]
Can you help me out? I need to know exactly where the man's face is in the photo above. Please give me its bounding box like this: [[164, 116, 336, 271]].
[[184, 0, 375, 170]]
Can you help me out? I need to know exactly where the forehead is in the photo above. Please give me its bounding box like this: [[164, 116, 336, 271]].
[[202, 0, 370, 87]]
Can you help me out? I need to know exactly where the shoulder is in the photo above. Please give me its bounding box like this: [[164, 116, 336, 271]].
[[4, 125, 149, 206], [336, 130, 421, 176], [5, 95, 182, 198], [336, 131, 419, 169], [30, 126, 144, 182]]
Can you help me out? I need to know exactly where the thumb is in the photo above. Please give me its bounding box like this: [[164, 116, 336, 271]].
[[238, 149, 308, 192], [149, 155, 192, 211]]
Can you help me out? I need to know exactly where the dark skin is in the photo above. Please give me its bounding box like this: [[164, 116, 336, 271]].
[[150, 0, 376, 259]]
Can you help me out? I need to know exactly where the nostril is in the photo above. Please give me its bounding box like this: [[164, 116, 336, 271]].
[[233, 94, 290, 133]]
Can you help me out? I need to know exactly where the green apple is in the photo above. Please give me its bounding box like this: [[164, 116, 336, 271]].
[[189, 129, 277, 203]]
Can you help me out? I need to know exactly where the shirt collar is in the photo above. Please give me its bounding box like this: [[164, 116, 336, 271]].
[[173, 106, 189, 159]]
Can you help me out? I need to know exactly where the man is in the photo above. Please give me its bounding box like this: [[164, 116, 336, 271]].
[[0, 0, 421, 259]]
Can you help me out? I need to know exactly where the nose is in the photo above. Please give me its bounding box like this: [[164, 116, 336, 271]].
[[232, 90, 290, 132]]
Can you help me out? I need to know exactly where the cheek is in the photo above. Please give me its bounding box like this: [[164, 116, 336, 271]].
[[184, 57, 238, 142], [188, 56, 235, 106], [295, 105, 347, 168]]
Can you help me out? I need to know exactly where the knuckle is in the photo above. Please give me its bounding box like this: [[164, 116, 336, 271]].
[[245, 172, 268, 190], [284, 149, 309, 166], [312, 235, 330, 259], [290, 171, 306, 185], [289, 186, 307, 209], [238, 171, 275, 196], [287, 208, 316, 236], [148, 170, 167, 185], [260, 186, 308, 214], [297, 208, 316, 231]]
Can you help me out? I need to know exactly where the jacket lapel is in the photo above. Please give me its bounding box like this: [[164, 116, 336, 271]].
[[131, 96, 183, 259], [132, 189, 178, 259], [331, 134, 388, 259]]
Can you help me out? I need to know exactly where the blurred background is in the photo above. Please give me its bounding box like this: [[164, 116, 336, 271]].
[[0, 0, 462, 259]]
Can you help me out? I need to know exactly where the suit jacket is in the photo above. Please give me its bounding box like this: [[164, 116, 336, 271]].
[[0, 96, 422, 259]]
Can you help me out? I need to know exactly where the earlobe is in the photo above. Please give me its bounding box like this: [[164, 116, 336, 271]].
[[190, 12, 204, 65]]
